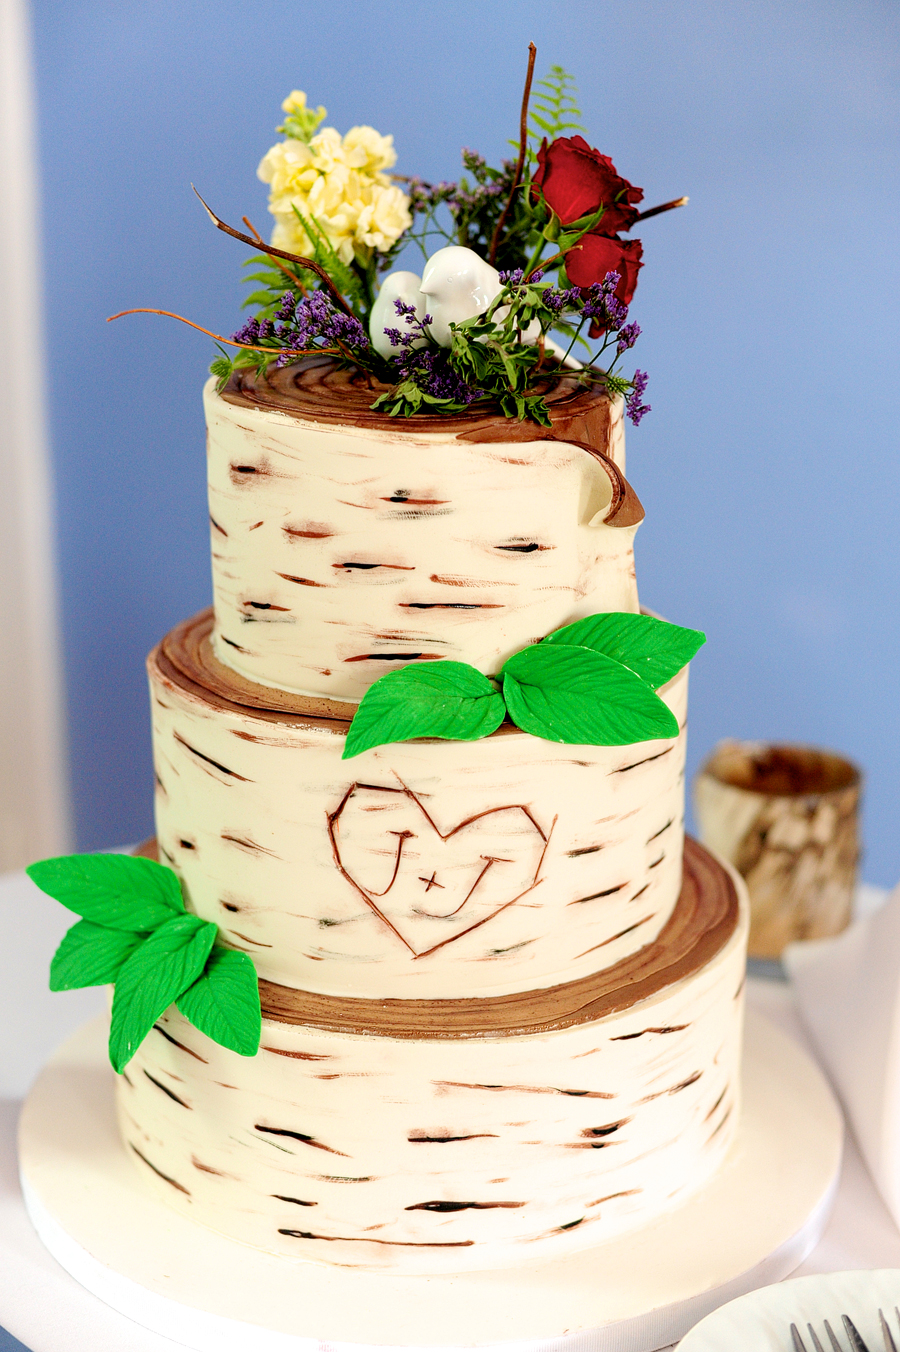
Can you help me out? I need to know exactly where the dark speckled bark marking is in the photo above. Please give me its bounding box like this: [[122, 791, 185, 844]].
[[276, 572, 329, 588], [277, 1229, 474, 1248], [273, 1194, 318, 1206], [408, 1130, 499, 1143], [332, 561, 415, 571], [429, 573, 506, 587], [153, 1024, 208, 1063], [707, 1103, 733, 1142], [219, 635, 249, 653], [575, 914, 654, 959], [647, 819, 674, 843], [399, 602, 502, 610], [405, 1200, 526, 1211], [610, 1026, 688, 1041], [283, 525, 333, 539], [495, 542, 553, 553], [703, 1088, 727, 1122], [381, 494, 450, 506], [173, 732, 252, 782], [567, 844, 603, 857], [254, 1124, 349, 1156], [612, 748, 672, 774], [586, 1188, 641, 1209], [192, 1156, 235, 1177], [434, 1081, 615, 1099], [209, 515, 228, 537], [344, 652, 445, 663], [130, 1144, 191, 1196], [229, 930, 274, 948], [640, 1070, 702, 1103], [220, 832, 279, 858], [567, 883, 625, 905], [143, 1070, 192, 1109]]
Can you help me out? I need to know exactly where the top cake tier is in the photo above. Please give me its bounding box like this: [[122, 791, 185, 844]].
[[206, 358, 641, 702]]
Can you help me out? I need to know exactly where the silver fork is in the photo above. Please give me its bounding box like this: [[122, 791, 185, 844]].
[[790, 1308, 900, 1352]]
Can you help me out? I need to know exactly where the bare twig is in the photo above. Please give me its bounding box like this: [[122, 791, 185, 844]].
[[242, 216, 309, 296], [488, 42, 537, 266], [191, 185, 356, 318], [633, 195, 689, 224], [106, 306, 338, 357]]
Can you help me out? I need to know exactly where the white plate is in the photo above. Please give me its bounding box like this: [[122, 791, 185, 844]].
[[679, 1270, 900, 1349]]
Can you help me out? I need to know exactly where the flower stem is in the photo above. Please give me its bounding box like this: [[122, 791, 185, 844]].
[[632, 195, 688, 224], [192, 186, 357, 319], [488, 42, 537, 266], [106, 307, 339, 358]]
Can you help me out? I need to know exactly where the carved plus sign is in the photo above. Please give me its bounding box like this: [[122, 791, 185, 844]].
[[418, 871, 444, 892]]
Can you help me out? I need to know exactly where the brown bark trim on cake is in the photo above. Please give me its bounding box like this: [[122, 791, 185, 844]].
[[542, 436, 643, 527], [157, 609, 523, 731], [134, 834, 738, 1038], [220, 354, 620, 447]]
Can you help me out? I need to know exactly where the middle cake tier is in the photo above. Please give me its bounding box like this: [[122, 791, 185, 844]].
[[149, 611, 688, 1000]]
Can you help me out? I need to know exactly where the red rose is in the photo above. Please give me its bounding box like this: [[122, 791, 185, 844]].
[[565, 233, 643, 299], [532, 135, 643, 234]]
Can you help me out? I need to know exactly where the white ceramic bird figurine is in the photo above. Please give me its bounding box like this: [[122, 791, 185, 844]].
[[368, 271, 428, 358], [370, 245, 577, 364]]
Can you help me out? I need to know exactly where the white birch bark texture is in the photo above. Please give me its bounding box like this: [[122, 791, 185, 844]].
[[148, 615, 688, 999], [204, 380, 639, 701], [0, 0, 71, 868], [694, 740, 859, 959], [116, 863, 746, 1275]]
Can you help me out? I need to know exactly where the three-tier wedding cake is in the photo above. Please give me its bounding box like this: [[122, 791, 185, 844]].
[[117, 361, 747, 1274], [29, 65, 748, 1279]]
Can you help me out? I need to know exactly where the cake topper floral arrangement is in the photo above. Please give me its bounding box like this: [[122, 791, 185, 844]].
[[113, 45, 685, 426]]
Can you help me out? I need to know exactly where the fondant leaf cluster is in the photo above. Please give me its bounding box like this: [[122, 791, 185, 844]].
[[342, 612, 704, 759], [27, 854, 261, 1071]]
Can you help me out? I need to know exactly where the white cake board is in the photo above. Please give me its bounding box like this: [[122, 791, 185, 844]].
[[18, 1008, 841, 1352]]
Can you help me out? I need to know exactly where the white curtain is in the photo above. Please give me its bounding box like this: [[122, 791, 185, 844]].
[[0, 0, 71, 869]]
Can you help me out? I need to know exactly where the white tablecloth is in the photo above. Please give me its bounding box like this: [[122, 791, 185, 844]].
[[1, 866, 899, 1351]]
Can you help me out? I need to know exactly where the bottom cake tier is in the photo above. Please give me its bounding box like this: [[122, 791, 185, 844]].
[[116, 839, 747, 1275]]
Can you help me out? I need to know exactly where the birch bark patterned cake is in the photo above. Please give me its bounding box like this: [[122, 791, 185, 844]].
[[29, 64, 749, 1279]]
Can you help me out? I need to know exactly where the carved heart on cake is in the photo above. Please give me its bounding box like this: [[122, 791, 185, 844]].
[[328, 783, 549, 957]]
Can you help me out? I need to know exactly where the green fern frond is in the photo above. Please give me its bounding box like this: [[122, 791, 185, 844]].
[[529, 65, 585, 146]]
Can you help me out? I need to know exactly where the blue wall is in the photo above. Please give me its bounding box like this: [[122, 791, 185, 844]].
[[31, 0, 900, 881]]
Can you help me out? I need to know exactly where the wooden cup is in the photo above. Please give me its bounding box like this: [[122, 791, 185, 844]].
[[694, 741, 861, 959]]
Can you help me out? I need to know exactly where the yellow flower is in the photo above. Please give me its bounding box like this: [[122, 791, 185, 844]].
[[258, 100, 411, 263], [277, 90, 327, 143], [341, 126, 397, 174]]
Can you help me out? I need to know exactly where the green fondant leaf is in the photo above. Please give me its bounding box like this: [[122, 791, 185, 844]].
[[543, 613, 705, 690], [501, 643, 679, 745], [50, 920, 146, 991], [177, 948, 261, 1057], [108, 914, 217, 1073], [27, 854, 185, 931], [342, 661, 506, 759]]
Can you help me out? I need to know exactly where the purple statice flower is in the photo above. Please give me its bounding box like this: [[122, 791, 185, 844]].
[[384, 304, 483, 406], [616, 322, 641, 356], [542, 284, 581, 316], [232, 289, 368, 364], [407, 177, 457, 213], [625, 369, 651, 426], [461, 148, 488, 179], [498, 268, 525, 285]]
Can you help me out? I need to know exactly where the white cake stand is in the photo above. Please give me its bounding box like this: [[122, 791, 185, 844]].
[[18, 1007, 842, 1352]]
